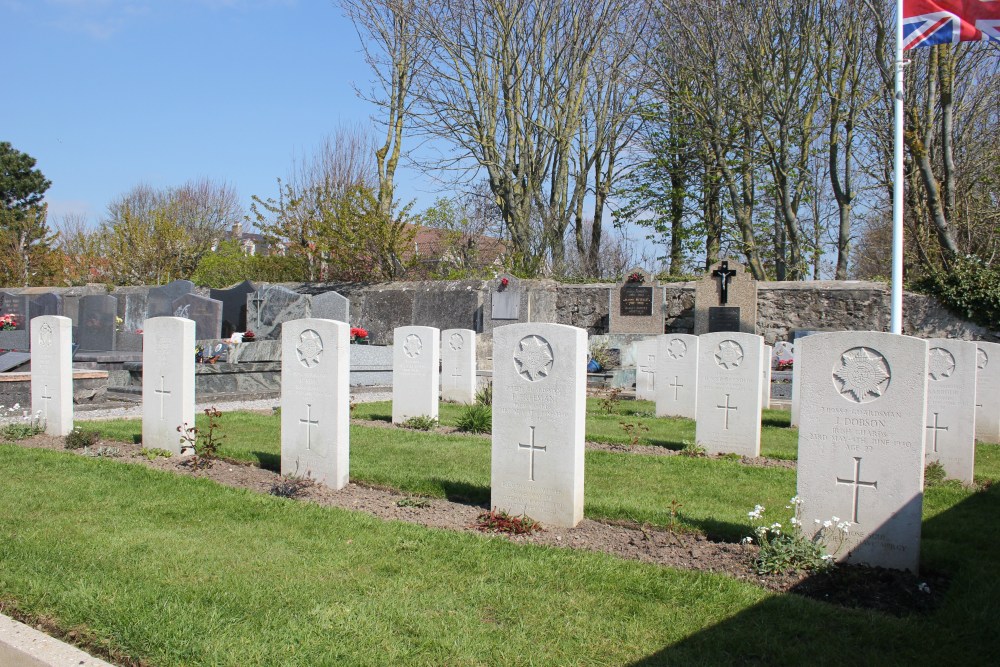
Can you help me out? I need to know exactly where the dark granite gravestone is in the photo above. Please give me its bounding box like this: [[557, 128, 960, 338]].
[[620, 284, 653, 316], [172, 293, 223, 341], [246, 286, 311, 339], [29, 292, 63, 319], [77, 294, 118, 352], [708, 306, 741, 333], [0, 292, 30, 330], [312, 290, 350, 324], [146, 280, 195, 318], [210, 280, 256, 338], [0, 351, 31, 372], [608, 267, 664, 334]]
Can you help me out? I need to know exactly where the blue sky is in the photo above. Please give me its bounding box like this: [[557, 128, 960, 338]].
[[0, 0, 437, 226]]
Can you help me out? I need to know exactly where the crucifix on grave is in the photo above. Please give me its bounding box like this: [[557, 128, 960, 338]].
[[926, 412, 949, 453], [300, 403, 319, 450], [250, 291, 265, 328], [716, 393, 737, 430], [835, 456, 878, 524], [518, 425, 547, 482], [712, 261, 738, 305], [670, 376, 684, 400], [155, 376, 171, 420]]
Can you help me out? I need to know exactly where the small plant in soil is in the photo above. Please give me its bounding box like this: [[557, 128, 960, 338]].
[[0, 405, 44, 441], [475, 382, 493, 406], [745, 496, 851, 575], [401, 415, 438, 431], [81, 445, 123, 458], [924, 461, 947, 487], [618, 420, 649, 448], [599, 386, 623, 414], [396, 497, 432, 509], [456, 404, 492, 434], [475, 509, 542, 535], [178, 407, 226, 469], [65, 428, 100, 450], [679, 441, 707, 458], [269, 476, 314, 499], [666, 499, 684, 532], [140, 448, 173, 461]]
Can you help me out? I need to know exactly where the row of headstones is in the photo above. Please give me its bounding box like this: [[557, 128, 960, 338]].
[[32, 314, 974, 573], [2, 283, 349, 353]]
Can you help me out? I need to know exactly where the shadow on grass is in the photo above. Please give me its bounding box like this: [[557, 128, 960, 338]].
[[761, 414, 792, 429], [646, 438, 686, 451], [431, 478, 490, 507], [626, 484, 1000, 664], [253, 451, 281, 473]]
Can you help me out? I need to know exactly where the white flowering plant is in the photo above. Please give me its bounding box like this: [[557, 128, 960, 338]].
[[0, 403, 45, 440], [743, 496, 852, 574]]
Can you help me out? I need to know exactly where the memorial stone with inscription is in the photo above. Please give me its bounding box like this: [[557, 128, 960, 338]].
[[392, 326, 440, 423], [0, 292, 29, 329], [31, 316, 73, 436], [608, 268, 664, 334], [210, 280, 255, 337], [281, 318, 349, 489], [490, 274, 524, 322], [694, 332, 765, 456], [693, 259, 757, 335], [491, 323, 586, 528], [146, 280, 195, 318], [171, 293, 223, 341], [441, 328, 476, 404], [655, 334, 699, 419], [77, 295, 117, 352], [634, 338, 657, 401], [29, 292, 62, 319], [247, 286, 312, 340], [975, 341, 1000, 444], [142, 317, 195, 456], [925, 339, 977, 483], [797, 332, 927, 573]]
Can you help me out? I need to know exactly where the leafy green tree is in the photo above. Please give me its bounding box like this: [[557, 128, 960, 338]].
[[190, 241, 309, 287], [0, 142, 60, 286]]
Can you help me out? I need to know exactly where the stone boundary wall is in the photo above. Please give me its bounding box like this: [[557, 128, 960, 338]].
[[5, 278, 997, 348]]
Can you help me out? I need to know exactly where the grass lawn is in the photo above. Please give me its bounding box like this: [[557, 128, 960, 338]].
[[1, 444, 1000, 665]]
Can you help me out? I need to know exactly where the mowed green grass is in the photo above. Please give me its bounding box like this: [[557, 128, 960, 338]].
[[2, 430, 1000, 664]]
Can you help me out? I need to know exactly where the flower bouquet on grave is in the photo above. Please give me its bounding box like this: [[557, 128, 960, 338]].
[[350, 326, 369, 344], [626, 272, 645, 284], [242, 330, 256, 342], [776, 359, 793, 371], [0, 313, 17, 331], [498, 276, 510, 291]]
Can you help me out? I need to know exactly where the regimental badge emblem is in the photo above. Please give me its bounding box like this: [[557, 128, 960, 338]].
[[833, 347, 890, 403], [714, 340, 744, 369], [449, 332, 465, 351], [927, 347, 956, 381], [38, 323, 53, 348], [513, 335, 554, 382], [296, 329, 323, 368], [404, 334, 423, 358], [666, 338, 687, 360]]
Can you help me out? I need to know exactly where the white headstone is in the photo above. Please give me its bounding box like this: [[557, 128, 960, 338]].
[[797, 332, 927, 573], [790, 342, 803, 427], [925, 339, 977, 483], [281, 318, 349, 489], [655, 334, 698, 419], [440, 329, 476, 404], [762, 345, 773, 409], [492, 323, 586, 528], [635, 338, 657, 401], [30, 315, 73, 436], [392, 326, 440, 423], [142, 317, 195, 455], [975, 341, 1000, 444], [694, 332, 764, 456]]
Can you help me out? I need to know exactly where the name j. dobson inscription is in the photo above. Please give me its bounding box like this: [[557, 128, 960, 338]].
[[620, 285, 653, 317]]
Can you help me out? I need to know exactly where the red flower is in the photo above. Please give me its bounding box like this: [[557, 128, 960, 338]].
[[351, 327, 369, 339], [501, 277, 509, 287]]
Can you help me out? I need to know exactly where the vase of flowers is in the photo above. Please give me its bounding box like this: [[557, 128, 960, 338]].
[[0, 313, 17, 331], [242, 330, 256, 342], [626, 272, 645, 284], [350, 327, 369, 344]]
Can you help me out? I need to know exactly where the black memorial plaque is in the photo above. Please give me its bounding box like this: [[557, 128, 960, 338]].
[[619, 285, 653, 317], [708, 306, 741, 333]]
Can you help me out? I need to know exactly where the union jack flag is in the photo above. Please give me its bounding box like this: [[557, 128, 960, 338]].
[[903, 0, 1000, 49]]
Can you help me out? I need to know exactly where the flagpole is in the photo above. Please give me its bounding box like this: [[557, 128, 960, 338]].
[[890, 0, 905, 334]]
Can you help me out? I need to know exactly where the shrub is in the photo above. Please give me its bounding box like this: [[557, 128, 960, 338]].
[[618, 420, 649, 448], [745, 497, 850, 575], [679, 441, 707, 458], [456, 404, 492, 434], [925, 461, 948, 487], [401, 415, 438, 431], [475, 382, 493, 406], [911, 255, 1000, 330], [270, 476, 314, 499], [1, 419, 43, 441], [65, 428, 100, 450], [178, 407, 226, 468]]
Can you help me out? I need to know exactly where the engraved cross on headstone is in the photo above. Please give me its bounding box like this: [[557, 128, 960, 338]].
[[926, 412, 949, 453], [711, 261, 738, 305], [716, 393, 737, 429], [639, 354, 655, 392], [40, 384, 53, 420], [250, 291, 265, 328], [670, 376, 684, 400], [449, 364, 462, 389], [299, 403, 319, 450], [518, 425, 547, 482], [835, 456, 878, 524], [154, 376, 171, 420]]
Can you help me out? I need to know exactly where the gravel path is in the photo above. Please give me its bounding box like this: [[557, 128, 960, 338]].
[[75, 390, 393, 421]]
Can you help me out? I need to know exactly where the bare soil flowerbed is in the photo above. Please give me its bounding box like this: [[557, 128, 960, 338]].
[[12, 434, 944, 616]]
